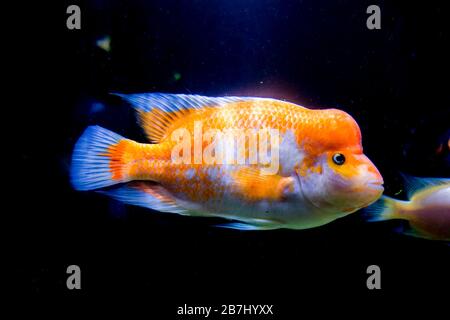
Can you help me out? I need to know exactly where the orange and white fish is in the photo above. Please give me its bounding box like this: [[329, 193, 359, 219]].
[[366, 175, 450, 241], [71, 93, 384, 230]]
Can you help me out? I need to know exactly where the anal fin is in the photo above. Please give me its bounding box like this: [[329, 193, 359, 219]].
[[215, 221, 280, 231], [99, 181, 187, 215], [215, 217, 281, 231]]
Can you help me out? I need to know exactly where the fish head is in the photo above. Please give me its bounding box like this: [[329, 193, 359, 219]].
[[296, 109, 384, 215]]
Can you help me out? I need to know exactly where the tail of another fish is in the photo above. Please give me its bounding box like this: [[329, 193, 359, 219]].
[[71, 126, 135, 191], [364, 196, 404, 221]]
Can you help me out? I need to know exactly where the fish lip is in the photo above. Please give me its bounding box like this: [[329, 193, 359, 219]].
[[367, 181, 384, 191]]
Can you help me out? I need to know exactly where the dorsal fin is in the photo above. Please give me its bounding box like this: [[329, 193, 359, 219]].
[[113, 93, 252, 143], [400, 173, 450, 199]]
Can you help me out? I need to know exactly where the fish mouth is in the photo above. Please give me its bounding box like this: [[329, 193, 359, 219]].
[[367, 181, 384, 192]]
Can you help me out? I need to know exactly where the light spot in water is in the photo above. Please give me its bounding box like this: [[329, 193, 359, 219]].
[[90, 102, 105, 113], [96, 35, 111, 52], [173, 72, 181, 81]]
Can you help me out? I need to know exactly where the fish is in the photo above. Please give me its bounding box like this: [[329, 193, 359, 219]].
[[365, 175, 450, 241], [71, 93, 384, 230]]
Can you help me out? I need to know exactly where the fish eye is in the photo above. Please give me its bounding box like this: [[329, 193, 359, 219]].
[[332, 153, 346, 165]]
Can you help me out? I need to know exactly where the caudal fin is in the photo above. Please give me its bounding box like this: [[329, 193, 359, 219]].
[[70, 126, 130, 191], [364, 196, 399, 221]]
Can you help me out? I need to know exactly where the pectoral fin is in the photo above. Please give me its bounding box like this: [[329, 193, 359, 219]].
[[231, 167, 296, 202]]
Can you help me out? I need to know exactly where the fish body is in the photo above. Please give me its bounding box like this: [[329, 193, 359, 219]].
[[366, 175, 450, 241], [71, 93, 383, 230]]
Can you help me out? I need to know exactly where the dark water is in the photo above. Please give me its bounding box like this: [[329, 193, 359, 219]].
[[17, 0, 449, 314]]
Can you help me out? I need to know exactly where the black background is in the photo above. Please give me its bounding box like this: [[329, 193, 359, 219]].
[[14, 0, 450, 315]]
